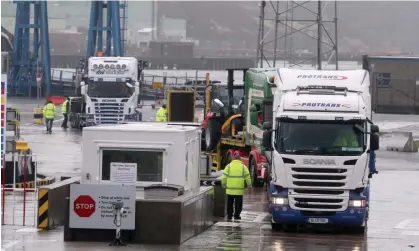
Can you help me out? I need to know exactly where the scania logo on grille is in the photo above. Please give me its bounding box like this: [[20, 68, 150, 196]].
[[102, 99, 117, 102], [303, 159, 336, 165]]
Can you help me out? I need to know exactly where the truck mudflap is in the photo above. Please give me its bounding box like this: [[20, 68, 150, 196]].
[[259, 164, 268, 180], [270, 206, 367, 226]]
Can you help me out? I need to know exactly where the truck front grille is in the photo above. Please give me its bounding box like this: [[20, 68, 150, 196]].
[[288, 166, 350, 211], [291, 167, 348, 189], [289, 189, 348, 211], [94, 102, 124, 124]]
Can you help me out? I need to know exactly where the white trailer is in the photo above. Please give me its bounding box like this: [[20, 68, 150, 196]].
[[81, 122, 201, 191]]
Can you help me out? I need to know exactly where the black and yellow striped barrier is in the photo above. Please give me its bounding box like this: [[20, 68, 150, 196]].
[[5, 177, 56, 188], [38, 188, 49, 229], [36, 176, 80, 230], [33, 108, 43, 125]]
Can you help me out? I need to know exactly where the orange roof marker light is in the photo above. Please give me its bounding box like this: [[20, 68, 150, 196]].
[[96, 51, 104, 57]]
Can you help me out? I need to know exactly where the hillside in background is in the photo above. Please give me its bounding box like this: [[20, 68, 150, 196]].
[[2, 1, 419, 54], [157, 1, 419, 53]]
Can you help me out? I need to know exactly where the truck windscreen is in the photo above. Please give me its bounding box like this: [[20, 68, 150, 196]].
[[87, 81, 133, 98], [216, 86, 244, 105], [276, 120, 366, 156]]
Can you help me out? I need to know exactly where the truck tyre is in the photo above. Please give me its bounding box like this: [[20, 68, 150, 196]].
[[271, 223, 281, 231], [250, 157, 264, 188], [283, 224, 298, 233], [351, 225, 366, 234], [205, 119, 221, 151]]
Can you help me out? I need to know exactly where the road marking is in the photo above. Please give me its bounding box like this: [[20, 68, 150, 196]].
[[394, 219, 419, 230], [1, 240, 20, 250], [401, 231, 419, 236], [394, 220, 411, 229], [16, 227, 40, 233], [215, 222, 241, 227], [254, 212, 270, 222]]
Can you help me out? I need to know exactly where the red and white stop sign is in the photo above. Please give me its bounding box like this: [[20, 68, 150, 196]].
[[74, 195, 96, 217]]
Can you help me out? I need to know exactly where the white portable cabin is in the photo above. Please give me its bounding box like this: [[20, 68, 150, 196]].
[[81, 122, 201, 191]]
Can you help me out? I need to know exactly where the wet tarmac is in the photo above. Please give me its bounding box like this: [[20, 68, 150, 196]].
[[2, 98, 419, 251]]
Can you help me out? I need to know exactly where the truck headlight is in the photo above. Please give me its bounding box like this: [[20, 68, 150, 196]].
[[271, 197, 288, 205], [349, 200, 366, 208]]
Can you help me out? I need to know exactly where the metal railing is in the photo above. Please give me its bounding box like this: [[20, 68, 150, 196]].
[[1, 152, 39, 226]]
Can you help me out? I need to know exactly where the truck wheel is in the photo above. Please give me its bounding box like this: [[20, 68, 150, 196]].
[[271, 223, 281, 231], [205, 119, 221, 151], [250, 158, 264, 188], [283, 224, 298, 233], [351, 222, 367, 234]]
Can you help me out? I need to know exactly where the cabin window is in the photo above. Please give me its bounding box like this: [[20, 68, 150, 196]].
[[101, 149, 163, 182]]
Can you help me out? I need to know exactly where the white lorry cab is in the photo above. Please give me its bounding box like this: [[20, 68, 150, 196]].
[[79, 57, 140, 126], [262, 68, 380, 232]]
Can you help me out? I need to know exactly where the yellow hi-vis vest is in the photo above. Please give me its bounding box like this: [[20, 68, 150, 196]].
[[43, 103, 57, 119], [221, 160, 252, 196], [156, 107, 167, 122], [61, 99, 69, 114], [334, 131, 359, 147]]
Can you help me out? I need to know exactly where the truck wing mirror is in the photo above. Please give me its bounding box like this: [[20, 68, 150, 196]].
[[371, 124, 379, 133], [80, 81, 87, 96], [262, 131, 273, 150], [238, 98, 243, 107], [263, 122, 272, 130], [213, 98, 224, 108], [250, 111, 259, 125], [250, 104, 257, 112], [370, 133, 379, 151]]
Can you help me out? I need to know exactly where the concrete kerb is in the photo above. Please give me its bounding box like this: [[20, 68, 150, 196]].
[[200, 177, 226, 217], [37, 176, 81, 230], [379, 131, 419, 153]]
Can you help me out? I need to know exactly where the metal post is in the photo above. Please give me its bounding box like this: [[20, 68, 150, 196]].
[[151, 0, 156, 40], [106, 1, 112, 56], [23, 151, 27, 226], [87, 1, 98, 57], [40, 1, 52, 97], [317, 0, 322, 70], [273, 1, 279, 67], [259, 1, 265, 68], [1, 154, 5, 225], [110, 1, 122, 56], [334, 0, 339, 70], [97, 1, 104, 52]]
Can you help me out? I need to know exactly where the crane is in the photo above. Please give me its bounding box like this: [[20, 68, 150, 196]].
[[8, 0, 127, 97]]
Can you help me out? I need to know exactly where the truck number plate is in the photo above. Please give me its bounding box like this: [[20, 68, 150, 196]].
[[308, 218, 329, 224]]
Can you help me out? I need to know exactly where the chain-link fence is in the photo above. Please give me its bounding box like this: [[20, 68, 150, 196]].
[[371, 73, 419, 114]]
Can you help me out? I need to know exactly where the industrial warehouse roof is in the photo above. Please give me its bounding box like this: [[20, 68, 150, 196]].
[[366, 55, 419, 62]]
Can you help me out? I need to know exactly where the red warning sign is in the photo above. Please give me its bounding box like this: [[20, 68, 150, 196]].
[[73, 195, 96, 217]]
